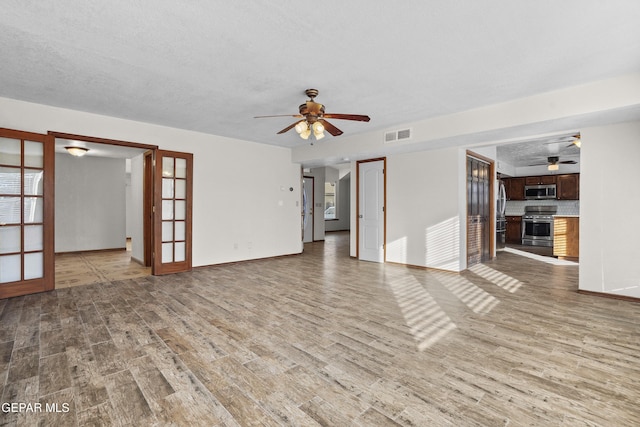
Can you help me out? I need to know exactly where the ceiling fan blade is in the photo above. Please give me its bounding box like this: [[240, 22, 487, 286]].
[[559, 160, 577, 164], [254, 114, 303, 119], [319, 119, 343, 136], [323, 113, 370, 122], [528, 163, 548, 166], [276, 122, 299, 134]]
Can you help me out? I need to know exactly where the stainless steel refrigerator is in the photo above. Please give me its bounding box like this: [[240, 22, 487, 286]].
[[496, 180, 506, 250]]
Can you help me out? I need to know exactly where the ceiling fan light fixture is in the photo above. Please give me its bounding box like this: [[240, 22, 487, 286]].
[[299, 129, 311, 140], [294, 121, 308, 134], [312, 121, 325, 139], [548, 163, 559, 171], [312, 122, 324, 133], [65, 146, 89, 157]]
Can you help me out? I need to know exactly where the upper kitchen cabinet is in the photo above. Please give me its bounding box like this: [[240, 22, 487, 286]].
[[525, 175, 556, 185], [504, 177, 525, 200], [557, 173, 580, 200]]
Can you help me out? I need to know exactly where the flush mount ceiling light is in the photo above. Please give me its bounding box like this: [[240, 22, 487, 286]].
[[65, 146, 89, 157]]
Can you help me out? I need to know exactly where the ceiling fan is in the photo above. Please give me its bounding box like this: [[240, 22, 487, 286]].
[[543, 133, 581, 148], [529, 156, 578, 170], [254, 89, 370, 141]]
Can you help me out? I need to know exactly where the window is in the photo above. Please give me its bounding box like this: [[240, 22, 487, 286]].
[[324, 181, 337, 220]]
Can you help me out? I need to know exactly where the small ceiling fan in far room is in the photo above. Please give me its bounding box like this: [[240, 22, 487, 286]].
[[543, 133, 581, 148], [254, 89, 370, 141], [529, 156, 578, 171]]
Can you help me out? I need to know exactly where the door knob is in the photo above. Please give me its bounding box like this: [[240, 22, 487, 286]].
[[359, 215, 363, 218]]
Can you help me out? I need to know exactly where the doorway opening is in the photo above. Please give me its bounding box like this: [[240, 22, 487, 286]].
[[302, 176, 314, 243], [50, 132, 156, 288]]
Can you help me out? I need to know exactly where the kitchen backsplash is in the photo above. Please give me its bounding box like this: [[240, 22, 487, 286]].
[[505, 200, 579, 216]]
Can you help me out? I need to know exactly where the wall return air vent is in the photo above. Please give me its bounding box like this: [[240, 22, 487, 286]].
[[384, 128, 412, 143]]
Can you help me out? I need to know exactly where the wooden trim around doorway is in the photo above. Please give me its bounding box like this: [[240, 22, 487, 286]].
[[48, 131, 158, 150]]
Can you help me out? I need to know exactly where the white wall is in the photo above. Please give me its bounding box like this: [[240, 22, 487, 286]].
[[130, 154, 145, 263], [580, 120, 640, 298], [385, 148, 465, 271], [55, 154, 126, 252], [2, 97, 302, 267]]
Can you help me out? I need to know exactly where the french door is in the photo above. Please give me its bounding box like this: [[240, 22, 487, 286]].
[[153, 150, 193, 275], [0, 128, 54, 298]]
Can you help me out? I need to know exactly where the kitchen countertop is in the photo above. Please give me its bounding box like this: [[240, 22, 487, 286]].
[[553, 215, 580, 218]]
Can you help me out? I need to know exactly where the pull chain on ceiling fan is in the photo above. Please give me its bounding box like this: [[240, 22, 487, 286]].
[[254, 89, 370, 142]]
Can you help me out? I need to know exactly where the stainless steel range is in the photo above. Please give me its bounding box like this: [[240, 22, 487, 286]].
[[522, 205, 557, 247]]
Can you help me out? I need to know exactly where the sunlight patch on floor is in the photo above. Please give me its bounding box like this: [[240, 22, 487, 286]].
[[502, 247, 578, 266], [468, 263, 523, 293], [388, 273, 456, 351], [429, 271, 500, 315]]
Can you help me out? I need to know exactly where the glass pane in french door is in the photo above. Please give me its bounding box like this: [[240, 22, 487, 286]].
[[0, 129, 53, 298], [154, 150, 192, 275]]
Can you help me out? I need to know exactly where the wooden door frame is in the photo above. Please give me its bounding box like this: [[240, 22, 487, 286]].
[[48, 131, 158, 268], [143, 150, 154, 267], [465, 150, 495, 266], [356, 157, 386, 261]]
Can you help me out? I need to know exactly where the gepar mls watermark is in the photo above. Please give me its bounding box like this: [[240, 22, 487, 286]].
[[2, 402, 70, 413]]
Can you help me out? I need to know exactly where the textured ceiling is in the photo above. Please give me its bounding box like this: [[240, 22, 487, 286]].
[[496, 133, 581, 167], [1, 1, 640, 160]]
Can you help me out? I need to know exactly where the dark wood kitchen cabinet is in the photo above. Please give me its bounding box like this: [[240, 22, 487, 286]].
[[525, 175, 556, 185], [556, 173, 580, 200], [503, 177, 525, 200], [505, 216, 522, 244]]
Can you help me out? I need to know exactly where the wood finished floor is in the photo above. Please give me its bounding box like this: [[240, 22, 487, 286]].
[[55, 242, 151, 289], [1, 231, 639, 426]]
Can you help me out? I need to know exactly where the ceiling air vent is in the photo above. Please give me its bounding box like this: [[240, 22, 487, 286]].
[[384, 128, 412, 143]]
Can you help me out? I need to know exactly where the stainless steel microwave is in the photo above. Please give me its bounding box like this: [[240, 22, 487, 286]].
[[525, 184, 556, 200]]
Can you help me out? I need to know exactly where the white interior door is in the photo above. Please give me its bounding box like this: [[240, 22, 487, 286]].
[[303, 176, 314, 243], [358, 160, 385, 262]]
